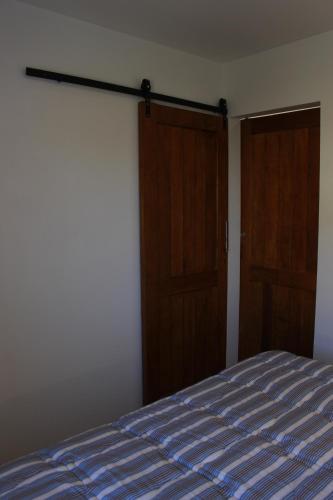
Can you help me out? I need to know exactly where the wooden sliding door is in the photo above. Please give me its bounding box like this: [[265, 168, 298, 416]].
[[239, 108, 320, 361], [139, 103, 228, 404]]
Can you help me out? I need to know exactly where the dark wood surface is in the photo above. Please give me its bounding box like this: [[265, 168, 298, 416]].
[[139, 103, 228, 404], [239, 109, 320, 361]]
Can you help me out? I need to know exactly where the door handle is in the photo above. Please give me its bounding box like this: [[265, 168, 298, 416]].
[[225, 220, 229, 254]]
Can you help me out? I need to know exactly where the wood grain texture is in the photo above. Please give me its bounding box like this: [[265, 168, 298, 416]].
[[239, 109, 320, 361], [139, 103, 228, 404]]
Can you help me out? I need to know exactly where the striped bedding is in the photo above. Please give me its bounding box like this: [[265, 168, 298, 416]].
[[1, 351, 333, 499]]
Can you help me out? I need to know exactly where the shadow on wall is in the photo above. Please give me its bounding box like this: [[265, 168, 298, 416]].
[[0, 364, 141, 465]]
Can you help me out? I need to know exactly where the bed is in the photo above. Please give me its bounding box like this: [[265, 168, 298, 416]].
[[1, 351, 333, 499]]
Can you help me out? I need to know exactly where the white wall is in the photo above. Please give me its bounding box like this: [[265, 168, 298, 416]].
[[224, 31, 333, 365], [0, 0, 226, 463]]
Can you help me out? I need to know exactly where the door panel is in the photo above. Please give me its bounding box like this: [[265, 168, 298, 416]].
[[139, 103, 228, 404], [239, 108, 320, 361]]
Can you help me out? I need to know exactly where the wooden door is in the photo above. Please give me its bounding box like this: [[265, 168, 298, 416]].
[[239, 108, 320, 361], [139, 103, 228, 404]]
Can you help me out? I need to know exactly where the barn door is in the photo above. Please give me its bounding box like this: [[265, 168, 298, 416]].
[[239, 108, 320, 361], [139, 103, 228, 404]]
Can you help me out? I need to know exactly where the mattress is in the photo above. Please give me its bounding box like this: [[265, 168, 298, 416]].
[[1, 351, 333, 499]]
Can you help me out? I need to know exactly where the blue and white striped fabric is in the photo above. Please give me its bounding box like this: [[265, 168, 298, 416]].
[[1, 351, 333, 499]]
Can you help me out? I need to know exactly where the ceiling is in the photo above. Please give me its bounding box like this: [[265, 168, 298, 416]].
[[19, 0, 333, 62]]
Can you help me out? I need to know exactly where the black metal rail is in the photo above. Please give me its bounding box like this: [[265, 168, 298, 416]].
[[25, 67, 227, 117]]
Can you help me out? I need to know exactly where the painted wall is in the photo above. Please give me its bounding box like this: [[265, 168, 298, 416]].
[[0, 0, 226, 463], [224, 30, 333, 365]]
